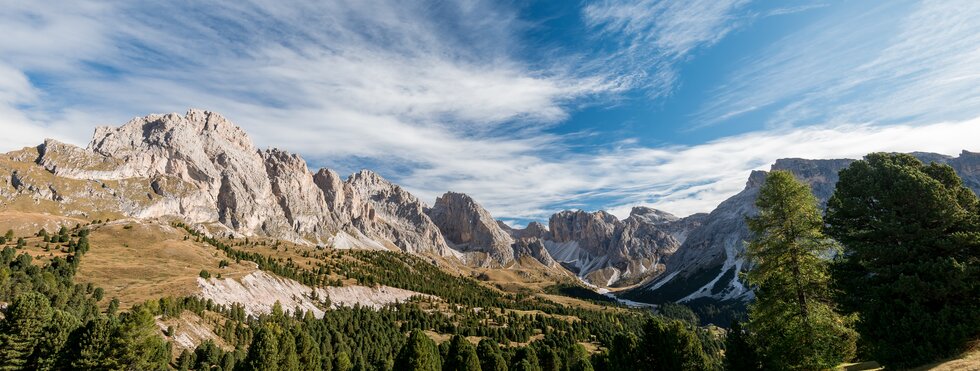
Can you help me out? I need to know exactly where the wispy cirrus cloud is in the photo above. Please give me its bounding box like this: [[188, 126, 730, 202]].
[[697, 0, 980, 128], [1, 0, 978, 227], [582, 0, 751, 96]]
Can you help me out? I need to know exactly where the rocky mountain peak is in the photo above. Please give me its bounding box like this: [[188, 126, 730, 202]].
[[548, 210, 619, 247], [504, 221, 550, 240], [427, 192, 514, 266], [629, 206, 679, 224]]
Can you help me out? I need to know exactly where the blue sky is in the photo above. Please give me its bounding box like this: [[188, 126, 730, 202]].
[[1, 0, 979, 226]]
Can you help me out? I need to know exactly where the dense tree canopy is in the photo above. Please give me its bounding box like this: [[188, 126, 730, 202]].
[[826, 153, 980, 368]]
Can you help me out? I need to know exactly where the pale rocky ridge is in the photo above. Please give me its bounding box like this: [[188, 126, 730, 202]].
[[197, 270, 430, 319], [10, 109, 559, 267], [26, 110, 464, 258], [503, 207, 701, 288]]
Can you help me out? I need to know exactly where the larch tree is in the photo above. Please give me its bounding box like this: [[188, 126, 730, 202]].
[[745, 170, 856, 370]]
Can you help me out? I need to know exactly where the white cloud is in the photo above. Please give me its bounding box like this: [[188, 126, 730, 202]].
[[697, 0, 980, 128], [582, 0, 750, 96], [0, 0, 977, 226]]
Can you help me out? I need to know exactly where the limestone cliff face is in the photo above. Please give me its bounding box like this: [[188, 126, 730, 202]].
[[513, 208, 695, 287], [427, 192, 514, 266], [341, 170, 455, 257], [28, 109, 458, 258]]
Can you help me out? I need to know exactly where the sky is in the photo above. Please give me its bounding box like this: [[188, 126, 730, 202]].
[[1, 0, 979, 226]]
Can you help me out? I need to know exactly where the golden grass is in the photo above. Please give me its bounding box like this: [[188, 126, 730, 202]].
[[0, 211, 87, 239], [75, 221, 255, 309]]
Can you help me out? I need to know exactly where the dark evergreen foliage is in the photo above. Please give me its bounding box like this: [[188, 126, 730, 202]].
[[826, 152, 980, 368]]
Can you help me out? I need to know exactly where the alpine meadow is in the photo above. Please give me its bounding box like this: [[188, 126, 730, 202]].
[[1, 1, 979, 370]]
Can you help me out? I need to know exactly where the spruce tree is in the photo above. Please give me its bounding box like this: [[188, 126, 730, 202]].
[[745, 170, 857, 369], [394, 329, 441, 371], [826, 153, 980, 368]]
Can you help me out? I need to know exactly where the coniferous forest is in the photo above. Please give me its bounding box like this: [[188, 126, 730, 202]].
[[0, 152, 978, 370]]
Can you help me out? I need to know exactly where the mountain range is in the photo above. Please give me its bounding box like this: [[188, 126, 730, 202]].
[[4, 109, 979, 310]]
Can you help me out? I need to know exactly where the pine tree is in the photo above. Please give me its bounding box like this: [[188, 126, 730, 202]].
[[177, 349, 195, 371], [638, 318, 708, 371], [26, 309, 81, 370], [70, 316, 116, 369], [0, 292, 53, 370], [568, 344, 594, 371], [222, 352, 236, 371], [512, 347, 541, 371], [744, 170, 858, 369], [826, 153, 980, 368], [445, 334, 481, 371], [297, 328, 323, 371], [723, 320, 761, 371], [334, 351, 353, 371], [194, 340, 222, 369], [394, 329, 441, 371], [279, 329, 301, 371], [112, 306, 170, 370], [476, 339, 507, 371], [538, 345, 561, 371], [607, 333, 640, 370], [242, 326, 281, 371]]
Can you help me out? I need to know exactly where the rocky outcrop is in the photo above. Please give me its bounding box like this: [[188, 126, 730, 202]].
[[533, 208, 693, 287], [342, 170, 456, 257], [427, 192, 514, 266], [198, 271, 429, 318]]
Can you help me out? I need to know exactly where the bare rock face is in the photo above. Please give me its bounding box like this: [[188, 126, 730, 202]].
[[427, 192, 514, 266], [341, 170, 455, 257], [541, 209, 688, 287], [261, 149, 339, 240], [29, 110, 457, 258], [40, 111, 282, 233], [501, 221, 550, 240], [512, 238, 557, 267]]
